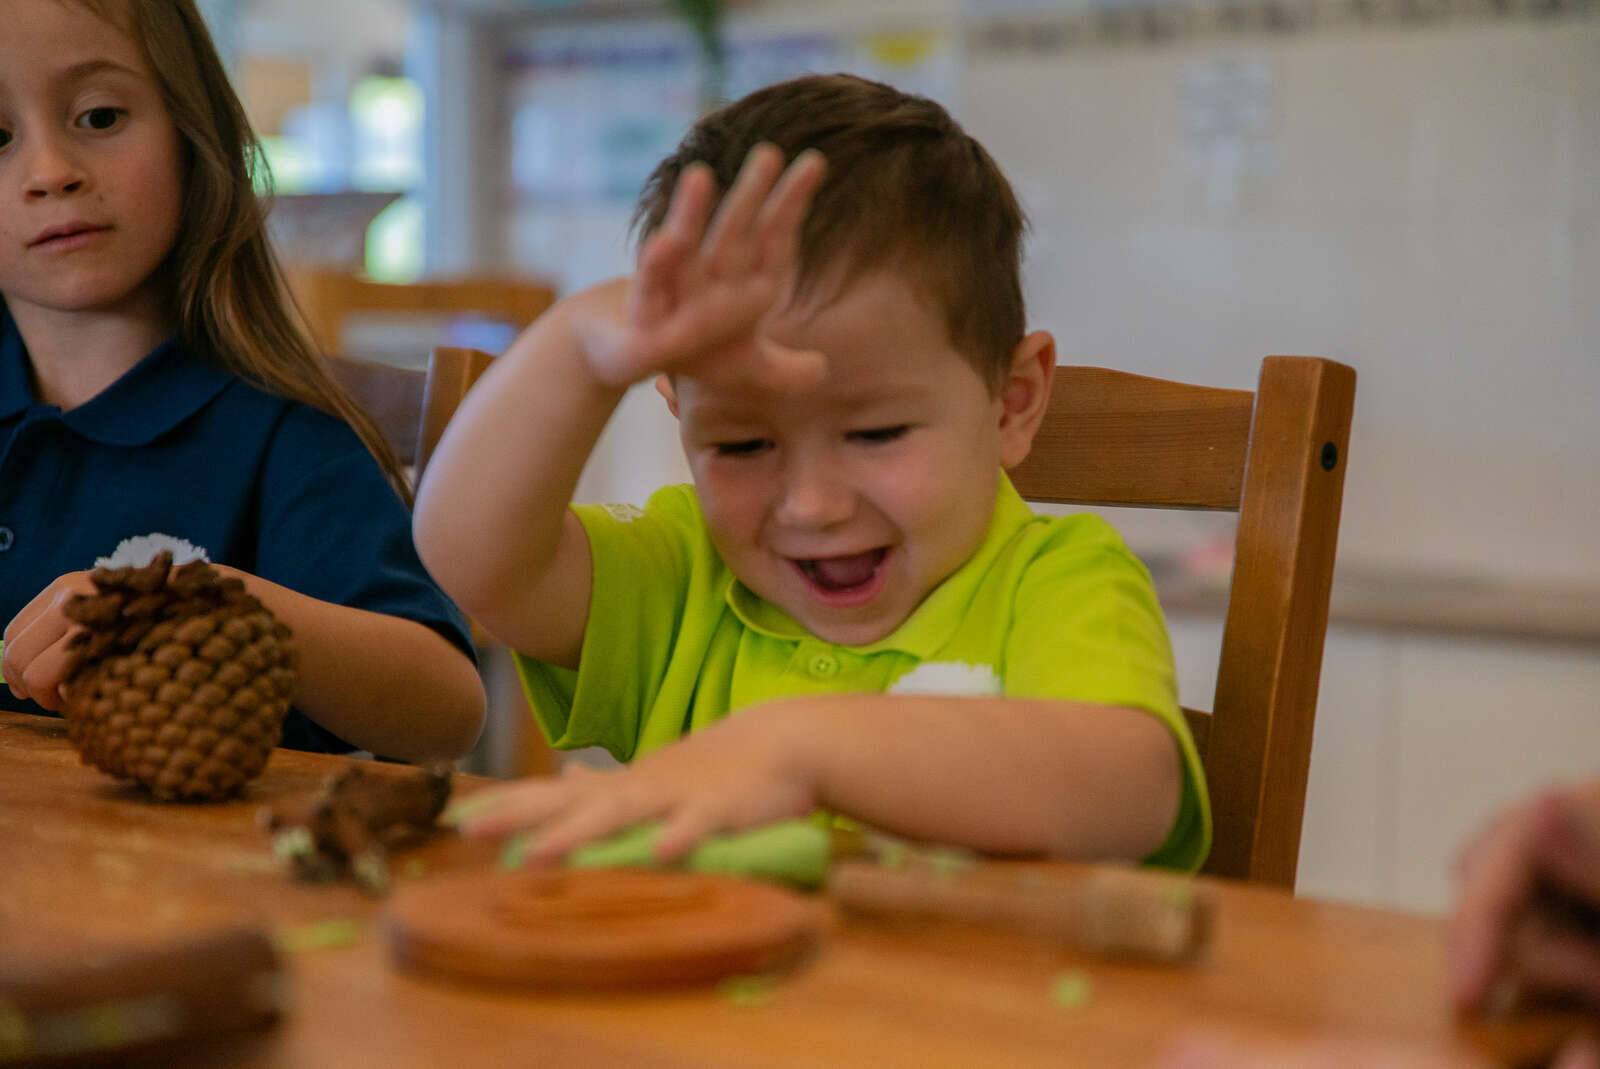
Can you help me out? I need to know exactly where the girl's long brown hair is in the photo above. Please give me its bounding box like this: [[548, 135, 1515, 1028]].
[[83, 0, 413, 502]]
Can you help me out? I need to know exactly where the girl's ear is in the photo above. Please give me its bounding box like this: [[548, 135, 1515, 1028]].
[[997, 331, 1056, 470], [654, 374, 679, 419]]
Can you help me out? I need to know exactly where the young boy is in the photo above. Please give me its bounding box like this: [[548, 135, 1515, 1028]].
[[415, 74, 1209, 870]]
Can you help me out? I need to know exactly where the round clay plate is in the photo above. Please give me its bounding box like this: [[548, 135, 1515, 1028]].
[[383, 868, 831, 989]]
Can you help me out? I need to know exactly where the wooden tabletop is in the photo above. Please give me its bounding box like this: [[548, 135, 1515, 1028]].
[[0, 712, 1576, 1068]]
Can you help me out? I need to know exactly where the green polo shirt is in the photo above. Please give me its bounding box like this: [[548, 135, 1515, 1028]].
[[516, 476, 1210, 870]]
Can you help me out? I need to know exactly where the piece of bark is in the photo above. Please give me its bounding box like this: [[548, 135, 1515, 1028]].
[[261, 764, 451, 895]]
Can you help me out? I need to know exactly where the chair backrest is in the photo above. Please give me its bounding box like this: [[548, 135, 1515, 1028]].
[[288, 269, 555, 361], [1008, 356, 1356, 887], [326, 346, 493, 480], [327, 345, 563, 780]]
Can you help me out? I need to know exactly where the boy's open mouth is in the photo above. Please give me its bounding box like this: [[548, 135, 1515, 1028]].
[[792, 548, 890, 605]]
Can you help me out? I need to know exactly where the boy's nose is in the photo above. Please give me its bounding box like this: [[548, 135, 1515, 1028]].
[[774, 455, 854, 529]]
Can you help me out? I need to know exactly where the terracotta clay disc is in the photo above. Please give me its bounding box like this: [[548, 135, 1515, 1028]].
[[383, 868, 830, 989]]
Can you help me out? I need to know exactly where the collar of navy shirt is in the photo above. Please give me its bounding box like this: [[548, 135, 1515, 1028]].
[[0, 314, 234, 446]]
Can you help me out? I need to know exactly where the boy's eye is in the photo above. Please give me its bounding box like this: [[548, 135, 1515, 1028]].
[[848, 425, 910, 445], [0, 128, 11, 150], [714, 439, 772, 458], [76, 107, 123, 132]]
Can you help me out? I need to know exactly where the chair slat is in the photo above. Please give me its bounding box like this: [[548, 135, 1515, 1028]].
[[1204, 356, 1356, 886], [1180, 706, 1212, 756], [420, 347, 495, 475], [326, 357, 426, 465], [1009, 366, 1255, 510]]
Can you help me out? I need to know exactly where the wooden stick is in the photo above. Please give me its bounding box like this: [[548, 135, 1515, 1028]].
[[827, 861, 1214, 963]]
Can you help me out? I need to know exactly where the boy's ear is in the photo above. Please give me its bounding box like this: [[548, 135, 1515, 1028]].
[[997, 330, 1056, 470], [654, 374, 679, 419]]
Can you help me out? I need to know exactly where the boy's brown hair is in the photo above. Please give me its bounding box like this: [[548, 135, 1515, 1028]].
[[634, 74, 1026, 392]]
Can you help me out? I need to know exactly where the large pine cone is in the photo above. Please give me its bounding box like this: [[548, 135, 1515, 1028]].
[[62, 552, 297, 801]]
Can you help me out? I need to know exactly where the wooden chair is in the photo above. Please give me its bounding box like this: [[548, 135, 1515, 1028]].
[[325, 345, 493, 480], [328, 345, 561, 779], [289, 269, 555, 361], [1008, 356, 1356, 888]]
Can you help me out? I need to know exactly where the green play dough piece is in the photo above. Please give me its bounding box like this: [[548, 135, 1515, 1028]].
[[273, 919, 363, 954], [567, 819, 831, 889], [717, 973, 780, 1007], [1050, 971, 1093, 1009]]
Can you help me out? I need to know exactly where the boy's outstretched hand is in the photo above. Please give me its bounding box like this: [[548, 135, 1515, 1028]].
[[575, 143, 830, 392], [445, 706, 819, 864], [3, 571, 95, 711]]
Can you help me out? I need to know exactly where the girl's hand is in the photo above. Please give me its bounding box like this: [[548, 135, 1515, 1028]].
[[575, 143, 829, 392], [445, 706, 819, 864], [3, 571, 96, 711]]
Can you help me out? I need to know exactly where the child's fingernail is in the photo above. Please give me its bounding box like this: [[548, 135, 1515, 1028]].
[[441, 793, 501, 827]]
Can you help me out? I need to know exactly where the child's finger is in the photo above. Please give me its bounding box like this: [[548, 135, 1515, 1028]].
[[635, 164, 717, 324], [1539, 789, 1600, 906], [702, 144, 785, 278], [443, 781, 577, 837], [662, 161, 717, 246], [525, 791, 668, 864], [3, 610, 73, 702], [4, 577, 69, 648], [19, 634, 77, 712], [753, 149, 827, 276], [756, 341, 829, 394], [1510, 908, 1600, 1006], [651, 804, 724, 863], [1450, 807, 1538, 1010]]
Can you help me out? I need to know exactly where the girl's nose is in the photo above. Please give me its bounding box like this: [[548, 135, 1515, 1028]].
[[775, 454, 854, 529], [23, 137, 88, 199]]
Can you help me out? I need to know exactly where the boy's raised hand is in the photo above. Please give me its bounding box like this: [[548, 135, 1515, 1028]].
[[578, 143, 829, 391], [444, 703, 819, 864], [3, 572, 95, 712]]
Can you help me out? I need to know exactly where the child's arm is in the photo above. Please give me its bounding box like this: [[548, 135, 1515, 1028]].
[[212, 569, 483, 761], [3, 569, 484, 762], [450, 693, 1181, 863], [413, 146, 828, 667]]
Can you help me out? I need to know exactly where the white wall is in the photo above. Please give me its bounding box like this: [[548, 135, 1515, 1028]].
[[963, 21, 1600, 585]]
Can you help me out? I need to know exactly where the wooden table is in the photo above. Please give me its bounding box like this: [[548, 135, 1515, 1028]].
[[0, 712, 1575, 1067]]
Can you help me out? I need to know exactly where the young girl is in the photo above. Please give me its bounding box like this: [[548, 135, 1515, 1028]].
[[0, 0, 484, 761]]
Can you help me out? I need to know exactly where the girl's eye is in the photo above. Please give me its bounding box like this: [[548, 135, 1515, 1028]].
[[76, 107, 123, 132], [0, 128, 11, 150], [849, 425, 909, 445], [714, 439, 772, 458]]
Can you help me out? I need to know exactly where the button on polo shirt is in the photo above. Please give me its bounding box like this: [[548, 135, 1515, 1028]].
[[802, 646, 840, 679], [0, 310, 473, 752], [517, 480, 1211, 871]]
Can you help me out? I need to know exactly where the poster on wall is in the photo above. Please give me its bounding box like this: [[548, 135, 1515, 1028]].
[[505, 19, 961, 208]]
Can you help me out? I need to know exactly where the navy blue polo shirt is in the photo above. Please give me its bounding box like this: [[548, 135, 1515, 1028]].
[[0, 310, 474, 753]]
